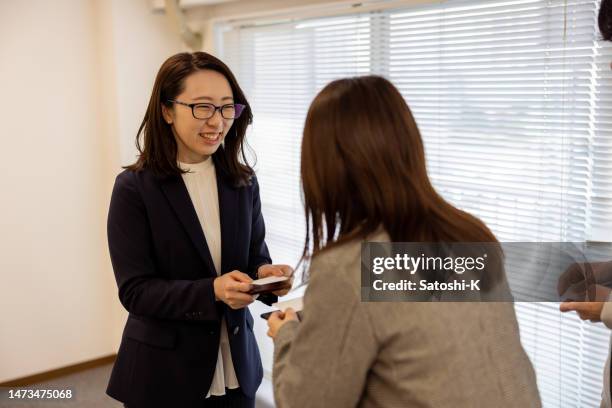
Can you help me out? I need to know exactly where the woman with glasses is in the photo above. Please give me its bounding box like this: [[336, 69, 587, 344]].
[[266, 76, 541, 407], [106, 52, 292, 408]]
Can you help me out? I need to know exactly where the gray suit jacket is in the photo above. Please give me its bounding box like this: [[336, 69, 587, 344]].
[[273, 231, 541, 407], [599, 300, 612, 408]]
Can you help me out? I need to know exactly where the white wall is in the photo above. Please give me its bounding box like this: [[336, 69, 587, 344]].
[[0, 0, 182, 382], [101, 0, 185, 350], [107, 0, 186, 167]]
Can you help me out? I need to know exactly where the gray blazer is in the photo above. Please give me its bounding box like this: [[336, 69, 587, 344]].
[[273, 231, 542, 407], [599, 300, 612, 408]]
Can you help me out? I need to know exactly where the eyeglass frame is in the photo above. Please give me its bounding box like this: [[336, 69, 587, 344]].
[[167, 99, 246, 120]]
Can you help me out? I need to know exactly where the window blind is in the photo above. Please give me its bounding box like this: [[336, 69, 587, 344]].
[[217, 1, 612, 406]]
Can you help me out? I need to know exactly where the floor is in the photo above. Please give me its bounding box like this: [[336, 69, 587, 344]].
[[0, 364, 275, 407]]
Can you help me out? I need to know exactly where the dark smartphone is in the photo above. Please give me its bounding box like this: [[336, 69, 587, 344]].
[[260, 310, 303, 320], [260, 311, 274, 320]]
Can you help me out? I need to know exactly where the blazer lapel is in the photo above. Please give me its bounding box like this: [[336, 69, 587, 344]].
[[215, 166, 239, 276], [159, 175, 217, 276]]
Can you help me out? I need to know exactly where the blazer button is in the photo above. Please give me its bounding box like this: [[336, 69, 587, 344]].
[[233, 326, 240, 335]]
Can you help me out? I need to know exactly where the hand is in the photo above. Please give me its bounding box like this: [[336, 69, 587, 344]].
[[560, 301, 605, 323], [214, 271, 255, 309], [257, 264, 295, 297], [267, 308, 299, 339], [558, 261, 612, 301]]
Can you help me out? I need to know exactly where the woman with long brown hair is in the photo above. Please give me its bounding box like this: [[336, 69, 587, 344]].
[[106, 52, 292, 408], [267, 76, 541, 407]]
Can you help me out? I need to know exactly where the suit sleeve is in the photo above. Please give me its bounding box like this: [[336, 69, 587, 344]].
[[272, 255, 378, 408], [107, 171, 219, 322], [247, 176, 276, 306]]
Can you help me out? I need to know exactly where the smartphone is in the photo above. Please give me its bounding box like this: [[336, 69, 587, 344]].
[[260, 311, 274, 320], [260, 310, 303, 320]]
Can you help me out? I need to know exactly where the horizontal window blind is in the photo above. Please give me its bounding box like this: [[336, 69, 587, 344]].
[[217, 1, 612, 406]]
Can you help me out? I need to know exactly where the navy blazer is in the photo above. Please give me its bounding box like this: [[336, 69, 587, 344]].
[[106, 159, 274, 407]]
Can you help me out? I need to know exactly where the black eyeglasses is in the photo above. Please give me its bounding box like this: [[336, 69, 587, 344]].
[[168, 99, 246, 120]]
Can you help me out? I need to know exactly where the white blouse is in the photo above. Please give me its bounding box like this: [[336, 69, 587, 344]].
[[179, 158, 240, 398]]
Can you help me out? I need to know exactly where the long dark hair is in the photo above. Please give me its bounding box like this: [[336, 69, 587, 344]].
[[126, 52, 254, 186], [600, 0, 612, 41], [300, 75, 498, 261]]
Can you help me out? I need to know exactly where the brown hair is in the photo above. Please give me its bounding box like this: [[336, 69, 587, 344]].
[[301, 75, 497, 260], [126, 52, 254, 186]]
